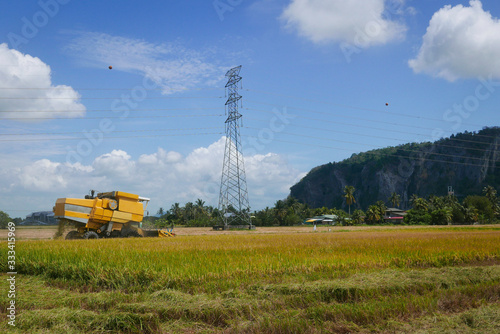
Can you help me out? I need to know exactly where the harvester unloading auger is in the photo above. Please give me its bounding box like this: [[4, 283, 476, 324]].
[[53, 190, 175, 239]]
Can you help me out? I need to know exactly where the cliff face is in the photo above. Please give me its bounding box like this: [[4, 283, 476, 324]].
[[289, 127, 500, 210]]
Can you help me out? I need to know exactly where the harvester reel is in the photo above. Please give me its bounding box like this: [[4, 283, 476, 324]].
[[83, 231, 99, 239], [65, 231, 83, 240]]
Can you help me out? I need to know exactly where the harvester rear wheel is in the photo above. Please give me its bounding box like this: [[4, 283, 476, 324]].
[[65, 231, 82, 240], [83, 231, 99, 239]]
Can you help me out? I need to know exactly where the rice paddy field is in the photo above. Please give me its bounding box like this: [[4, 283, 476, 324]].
[[1, 226, 500, 333]]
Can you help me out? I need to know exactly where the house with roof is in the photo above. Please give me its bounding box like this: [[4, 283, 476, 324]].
[[384, 208, 407, 224], [21, 211, 56, 225], [304, 215, 338, 225]]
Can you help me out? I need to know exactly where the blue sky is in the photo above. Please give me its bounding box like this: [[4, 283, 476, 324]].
[[1, 0, 499, 218]]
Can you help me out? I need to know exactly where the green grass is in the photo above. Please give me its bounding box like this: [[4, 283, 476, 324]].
[[1, 228, 499, 333]]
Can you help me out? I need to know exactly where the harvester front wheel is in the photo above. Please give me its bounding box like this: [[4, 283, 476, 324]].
[[65, 231, 82, 240], [83, 231, 99, 239]]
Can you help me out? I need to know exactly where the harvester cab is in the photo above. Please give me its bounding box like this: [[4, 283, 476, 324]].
[[53, 190, 174, 239]]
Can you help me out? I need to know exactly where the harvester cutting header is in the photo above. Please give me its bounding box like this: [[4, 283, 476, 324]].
[[54, 190, 174, 239]]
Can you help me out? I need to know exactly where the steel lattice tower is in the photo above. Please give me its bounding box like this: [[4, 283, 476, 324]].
[[218, 65, 251, 228]]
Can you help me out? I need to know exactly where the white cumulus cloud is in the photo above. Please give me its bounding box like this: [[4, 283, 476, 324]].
[[409, 0, 500, 81], [93, 150, 136, 179], [246, 153, 305, 202], [1, 138, 304, 215], [0, 43, 85, 120], [65, 32, 227, 94], [281, 0, 407, 47], [18, 159, 97, 192], [19, 159, 67, 190]]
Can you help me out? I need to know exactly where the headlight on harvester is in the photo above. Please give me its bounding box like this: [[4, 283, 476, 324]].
[[108, 199, 118, 210]]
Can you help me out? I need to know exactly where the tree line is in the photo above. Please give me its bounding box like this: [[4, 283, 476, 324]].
[[1, 185, 497, 229], [145, 185, 499, 228]]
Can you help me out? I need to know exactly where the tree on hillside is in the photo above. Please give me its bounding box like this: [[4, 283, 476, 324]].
[[388, 192, 401, 208], [344, 185, 356, 217]]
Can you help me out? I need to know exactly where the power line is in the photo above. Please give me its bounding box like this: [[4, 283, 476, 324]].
[[0, 132, 223, 142], [245, 88, 490, 129], [244, 126, 492, 163], [0, 86, 495, 139], [243, 134, 499, 170], [246, 107, 498, 145], [0, 85, 493, 131], [244, 116, 496, 154], [0, 96, 223, 100], [1, 113, 224, 120], [246, 102, 498, 140], [0, 107, 220, 113], [0, 127, 221, 137], [0, 87, 224, 91], [0, 83, 497, 168]]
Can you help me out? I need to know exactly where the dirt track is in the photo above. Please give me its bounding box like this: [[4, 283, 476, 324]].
[[1, 224, 494, 240]]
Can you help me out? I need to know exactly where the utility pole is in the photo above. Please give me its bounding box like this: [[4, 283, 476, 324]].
[[218, 65, 251, 229]]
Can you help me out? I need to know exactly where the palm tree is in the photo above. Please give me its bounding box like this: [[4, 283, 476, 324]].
[[183, 202, 194, 222], [366, 205, 381, 224], [157, 207, 164, 216], [170, 203, 181, 220], [274, 200, 287, 226], [483, 185, 497, 204], [351, 209, 365, 225], [344, 186, 356, 217], [443, 207, 453, 225], [194, 199, 206, 218], [285, 197, 300, 215], [375, 200, 387, 219], [409, 194, 419, 207], [388, 192, 401, 208], [428, 195, 443, 211], [464, 207, 479, 224], [446, 195, 460, 210], [195, 198, 205, 208], [413, 198, 428, 211]]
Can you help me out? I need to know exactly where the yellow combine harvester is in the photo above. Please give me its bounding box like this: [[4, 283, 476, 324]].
[[54, 190, 175, 239]]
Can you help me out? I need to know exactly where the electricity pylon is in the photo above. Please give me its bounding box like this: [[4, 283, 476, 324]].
[[218, 65, 251, 228]]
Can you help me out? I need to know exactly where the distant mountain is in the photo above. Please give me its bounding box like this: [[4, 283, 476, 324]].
[[290, 127, 500, 210]]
